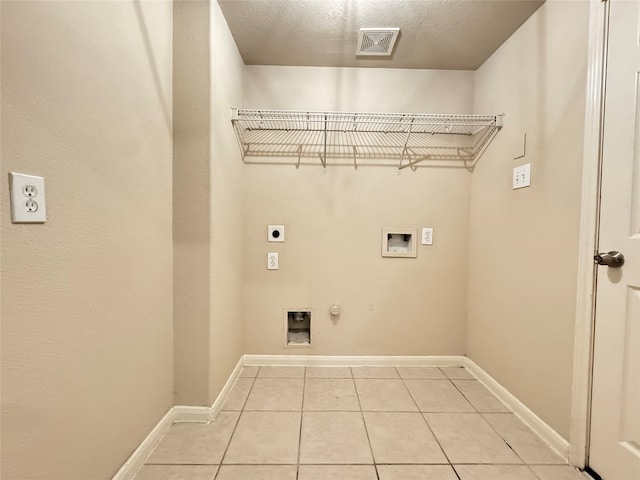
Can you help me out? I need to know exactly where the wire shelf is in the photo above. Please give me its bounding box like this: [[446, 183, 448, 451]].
[[231, 108, 503, 170]]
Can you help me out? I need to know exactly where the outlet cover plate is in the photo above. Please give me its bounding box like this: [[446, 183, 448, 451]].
[[9, 172, 47, 223], [421, 227, 434, 245], [268, 225, 285, 242], [513, 163, 531, 189], [267, 252, 279, 270]]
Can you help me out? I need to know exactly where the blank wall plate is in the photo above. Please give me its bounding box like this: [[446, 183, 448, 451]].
[[513, 163, 531, 189], [421, 227, 433, 245], [9, 172, 47, 223]]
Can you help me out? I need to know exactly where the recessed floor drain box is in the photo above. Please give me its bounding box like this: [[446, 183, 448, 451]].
[[284, 309, 312, 348]]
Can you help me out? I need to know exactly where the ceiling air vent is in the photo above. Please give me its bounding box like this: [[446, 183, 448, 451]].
[[356, 28, 400, 56]]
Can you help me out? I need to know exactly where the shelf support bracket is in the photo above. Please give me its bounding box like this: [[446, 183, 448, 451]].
[[397, 117, 415, 171], [321, 114, 328, 169]]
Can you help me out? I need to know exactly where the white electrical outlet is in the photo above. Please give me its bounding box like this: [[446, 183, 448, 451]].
[[268, 225, 285, 242], [9, 172, 47, 223], [267, 252, 279, 270], [513, 163, 531, 189], [421, 227, 434, 245]]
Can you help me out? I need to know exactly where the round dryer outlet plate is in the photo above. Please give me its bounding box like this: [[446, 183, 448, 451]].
[[268, 225, 285, 242]]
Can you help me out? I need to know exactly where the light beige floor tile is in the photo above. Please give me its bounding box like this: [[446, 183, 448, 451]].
[[351, 366, 399, 378], [146, 412, 239, 464], [298, 465, 378, 480], [223, 411, 300, 464], [244, 378, 303, 411], [304, 378, 359, 411], [424, 413, 521, 464], [305, 366, 353, 378], [404, 379, 475, 412], [530, 466, 586, 480], [239, 366, 259, 378], [396, 366, 447, 379], [454, 465, 539, 480], [452, 380, 510, 412], [440, 366, 475, 379], [133, 465, 218, 480], [483, 413, 565, 464], [216, 465, 297, 480], [222, 378, 254, 410], [355, 379, 418, 411], [257, 366, 305, 378], [299, 412, 373, 464], [364, 412, 447, 464], [377, 465, 459, 480]]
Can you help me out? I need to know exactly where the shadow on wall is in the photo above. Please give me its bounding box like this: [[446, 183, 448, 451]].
[[134, 0, 172, 135]]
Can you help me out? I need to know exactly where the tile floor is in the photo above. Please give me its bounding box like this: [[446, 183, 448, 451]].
[[134, 366, 587, 480]]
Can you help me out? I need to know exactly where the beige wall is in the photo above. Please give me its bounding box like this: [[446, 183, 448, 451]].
[[242, 66, 474, 355], [208, 1, 245, 403], [0, 1, 174, 478], [173, 1, 245, 406], [467, 0, 589, 439], [173, 0, 211, 406]]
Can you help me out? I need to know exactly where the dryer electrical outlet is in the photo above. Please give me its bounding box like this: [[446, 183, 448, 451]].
[[268, 225, 285, 242]]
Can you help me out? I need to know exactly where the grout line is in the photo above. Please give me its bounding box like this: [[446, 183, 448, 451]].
[[351, 367, 381, 480], [212, 368, 260, 480], [398, 369, 457, 477], [479, 413, 531, 467], [296, 367, 306, 480], [525, 464, 544, 480], [448, 376, 481, 414]]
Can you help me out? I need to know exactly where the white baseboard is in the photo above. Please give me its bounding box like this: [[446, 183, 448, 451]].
[[111, 408, 177, 480], [242, 354, 466, 367], [171, 406, 211, 423], [112, 355, 244, 480], [209, 355, 245, 420], [464, 358, 570, 461]]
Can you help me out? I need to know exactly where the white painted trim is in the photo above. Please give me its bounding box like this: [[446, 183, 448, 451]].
[[209, 355, 245, 420], [464, 358, 570, 462], [112, 356, 244, 479], [570, 0, 609, 469], [172, 406, 211, 423], [242, 354, 466, 367], [111, 409, 176, 480]]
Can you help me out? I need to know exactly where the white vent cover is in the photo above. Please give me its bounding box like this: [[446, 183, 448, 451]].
[[356, 28, 400, 56]]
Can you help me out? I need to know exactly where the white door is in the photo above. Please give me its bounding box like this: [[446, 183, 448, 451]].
[[589, 1, 640, 479]]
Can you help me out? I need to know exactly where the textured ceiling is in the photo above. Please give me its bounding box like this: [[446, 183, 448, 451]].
[[217, 0, 545, 70]]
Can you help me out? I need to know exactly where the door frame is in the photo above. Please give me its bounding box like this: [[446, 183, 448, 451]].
[[570, 0, 610, 468]]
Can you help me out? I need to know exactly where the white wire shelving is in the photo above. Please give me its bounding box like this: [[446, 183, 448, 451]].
[[231, 108, 503, 170]]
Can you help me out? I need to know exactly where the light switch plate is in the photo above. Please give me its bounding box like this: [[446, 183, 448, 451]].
[[9, 172, 47, 223], [513, 163, 531, 189], [421, 227, 434, 245]]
